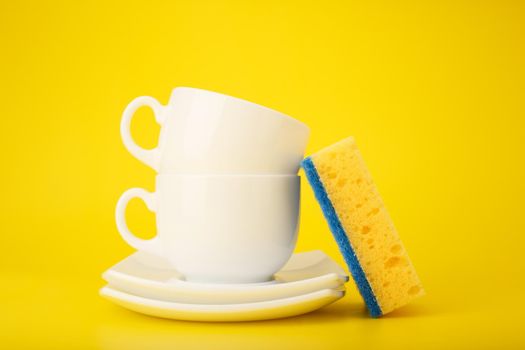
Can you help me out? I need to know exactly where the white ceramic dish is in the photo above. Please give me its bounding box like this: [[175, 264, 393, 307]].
[[102, 250, 348, 304], [121, 87, 310, 174], [116, 174, 300, 283], [100, 286, 344, 322]]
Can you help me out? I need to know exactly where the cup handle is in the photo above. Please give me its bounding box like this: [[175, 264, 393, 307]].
[[115, 188, 161, 255], [121, 96, 166, 171]]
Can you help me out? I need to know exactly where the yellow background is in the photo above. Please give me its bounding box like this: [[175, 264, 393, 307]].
[[1, 0, 524, 349]]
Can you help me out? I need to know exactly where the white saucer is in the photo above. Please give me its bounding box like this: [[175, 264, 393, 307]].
[[100, 286, 345, 322], [102, 250, 348, 304]]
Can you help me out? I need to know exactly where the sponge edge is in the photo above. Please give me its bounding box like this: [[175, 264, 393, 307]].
[[302, 137, 424, 317], [302, 157, 382, 317]]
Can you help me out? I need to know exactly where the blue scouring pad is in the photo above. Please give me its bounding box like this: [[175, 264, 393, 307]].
[[302, 157, 382, 317]]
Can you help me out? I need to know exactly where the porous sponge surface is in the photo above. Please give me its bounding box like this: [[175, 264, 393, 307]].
[[304, 137, 424, 316]]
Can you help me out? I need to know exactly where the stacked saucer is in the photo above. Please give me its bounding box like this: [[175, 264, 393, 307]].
[[102, 88, 348, 321], [101, 250, 348, 322]]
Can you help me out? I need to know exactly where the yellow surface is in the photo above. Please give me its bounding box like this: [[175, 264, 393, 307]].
[[1, 0, 524, 349], [311, 137, 424, 315]]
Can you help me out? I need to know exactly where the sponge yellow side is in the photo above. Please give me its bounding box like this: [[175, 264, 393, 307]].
[[311, 137, 424, 315]]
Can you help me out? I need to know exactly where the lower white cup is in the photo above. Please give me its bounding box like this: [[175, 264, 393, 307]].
[[115, 174, 300, 284]]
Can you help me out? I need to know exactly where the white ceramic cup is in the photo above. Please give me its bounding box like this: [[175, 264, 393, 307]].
[[115, 174, 300, 283], [121, 87, 310, 174]]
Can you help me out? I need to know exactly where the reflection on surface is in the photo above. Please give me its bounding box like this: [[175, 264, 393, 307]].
[[97, 298, 360, 350], [96, 296, 431, 350]]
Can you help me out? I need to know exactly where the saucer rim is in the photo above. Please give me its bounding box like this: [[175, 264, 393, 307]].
[[100, 284, 344, 313], [103, 269, 348, 291]]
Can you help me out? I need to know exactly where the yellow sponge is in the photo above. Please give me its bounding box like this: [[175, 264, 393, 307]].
[[302, 137, 424, 316]]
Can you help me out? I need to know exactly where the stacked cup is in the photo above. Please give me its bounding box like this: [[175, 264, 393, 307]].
[[116, 88, 310, 284]]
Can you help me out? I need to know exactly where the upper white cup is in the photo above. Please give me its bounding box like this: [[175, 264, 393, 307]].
[[121, 87, 310, 174]]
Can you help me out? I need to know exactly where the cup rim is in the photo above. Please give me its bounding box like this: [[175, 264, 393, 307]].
[[156, 173, 300, 178], [171, 87, 310, 133]]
